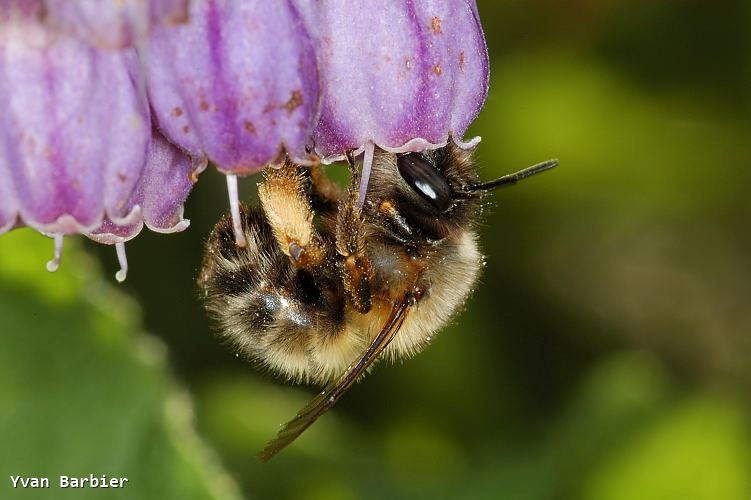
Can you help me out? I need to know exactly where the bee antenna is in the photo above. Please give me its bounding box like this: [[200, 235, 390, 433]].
[[462, 159, 559, 193]]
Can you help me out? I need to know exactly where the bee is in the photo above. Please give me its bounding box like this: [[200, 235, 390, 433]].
[[198, 143, 557, 461]]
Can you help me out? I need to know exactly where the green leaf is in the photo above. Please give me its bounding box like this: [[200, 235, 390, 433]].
[[0, 230, 243, 500]]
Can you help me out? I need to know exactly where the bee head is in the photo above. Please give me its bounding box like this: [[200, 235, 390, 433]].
[[365, 144, 557, 242], [365, 143, 480, 241]]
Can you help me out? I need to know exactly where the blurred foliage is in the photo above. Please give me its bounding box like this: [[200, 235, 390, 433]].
[[0, 230, 241, 500], [3, 0, 751, 499]]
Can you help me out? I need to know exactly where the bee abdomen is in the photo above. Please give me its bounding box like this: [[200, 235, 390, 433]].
[[199, 205, 359, 384]]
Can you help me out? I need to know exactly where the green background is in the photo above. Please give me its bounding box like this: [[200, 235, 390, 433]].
[[2, 1, 750, 498]]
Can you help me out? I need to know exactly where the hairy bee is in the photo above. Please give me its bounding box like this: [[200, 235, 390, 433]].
[[198, 143, 556, 461]]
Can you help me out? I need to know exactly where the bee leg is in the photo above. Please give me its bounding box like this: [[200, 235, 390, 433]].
[[335, 161, 374, 314], [258, 161, 327, 269], [344, 150, 359, 191], [306, 164, 343, 215]]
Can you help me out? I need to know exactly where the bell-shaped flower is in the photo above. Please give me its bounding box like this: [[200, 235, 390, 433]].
[[0, 3, 202, 279], [1, 0, 491, 278], [143, 0, 320, 246], [87, 130, 206, 281], [297, 0, 489, 204]]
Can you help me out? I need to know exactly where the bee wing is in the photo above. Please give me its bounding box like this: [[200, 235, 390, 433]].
[[258, 295, 412, 462]]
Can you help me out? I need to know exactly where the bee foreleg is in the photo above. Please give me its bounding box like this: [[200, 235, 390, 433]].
[[335, 186, 374, 314]]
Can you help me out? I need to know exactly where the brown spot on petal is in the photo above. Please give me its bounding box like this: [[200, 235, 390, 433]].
[[263, 103, 275, 114], [432, 64, 443, 75], [167, 7, 189, 25], [182, 125, 191, 134], [431, 16, 442, 34], [459, 51, 465, 72], [244, 121, 256, 134], [284, 90, 303, 114], [37, 3, 48, 21], [199, 100, 210, 111], [117, 173, 127, 183], [173, 106, 183, 117], [405, 57, 413, 70]]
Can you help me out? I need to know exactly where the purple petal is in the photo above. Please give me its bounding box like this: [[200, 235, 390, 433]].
[[0, 0, 43, 23], [43, 0, 189, 48], [88, 129, 206, 244], [144, 0, 320, 176], [139, 130, 205, 233], [0, 159, 16, 233], [0, 19, 150, 236], [297, 0, 489, 160]]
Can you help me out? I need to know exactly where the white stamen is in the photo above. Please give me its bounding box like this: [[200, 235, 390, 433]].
[[46, 234, 64, 272], [226, 174, 247, 247], [357, 141, 375, 208], [115, 242, 128, 282]]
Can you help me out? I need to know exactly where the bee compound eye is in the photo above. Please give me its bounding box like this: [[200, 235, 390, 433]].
[[396, 153, 453, 213]]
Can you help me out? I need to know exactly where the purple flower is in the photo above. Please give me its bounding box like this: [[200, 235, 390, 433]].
[[296, 0, 489, 204], [143, 0, 320, 246], [0, 0, 489, 277], [87, 130, 206, 281], [0, 2, 201, 280]]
